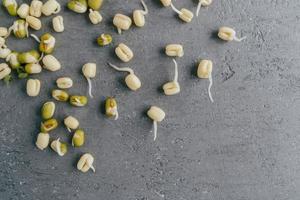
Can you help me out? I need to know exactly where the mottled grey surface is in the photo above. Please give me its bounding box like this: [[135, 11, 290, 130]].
[[1, 0, 300, 199]]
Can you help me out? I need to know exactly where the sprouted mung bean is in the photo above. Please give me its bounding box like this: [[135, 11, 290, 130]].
[[42, 55, 61, 71], [51, 138, 68, 156], [31, 33, 56, 54], [105, 97, 118, 120], [197, 59, 214, 103], [89, 9, 102, 24], [88, 0, 103, 10], [163, 59, 180, 96], [70, 95, 88, 107], [26, 16, 42, 30], [29, 0, 43, 18], [67, 0, 88, 13], [41, 101, 56, 120], [36, 132, 50, 150], [6, 52, 20, 69], [115, 43, 134, 62], [56, 77, 73, 89], [218, 27, 246, 42], [41, 0, 61, 16], [97, 34, 112, 46], [0, 63, 12, 80], [26, 79, 41, 97], [113, 14, 132, 34], [82, 63, 96, 98], [165, 44, 184, 57], [3, 0, 18, 16], [147, 106, 166, 141], [52, 16, 64, 33], [17, 3, 30, 19], [170, 3, 194, 23], [108, 63, 142, 91], [196, 0, 212, 17], [7, 19, 29, 39], [41, 118, 58, 132], [18, 50, 40, 64], [77, 153, 95, 173], [133, 0, 148, 27], [52, 89, 69, 102], [39, 33, 56, 54], [25, 63, 42, 74], [72, 129, 85, 147], [64, 116, 79, 132]]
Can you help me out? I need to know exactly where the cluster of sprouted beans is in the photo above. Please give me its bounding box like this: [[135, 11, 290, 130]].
[[0, 0, 246, 173]]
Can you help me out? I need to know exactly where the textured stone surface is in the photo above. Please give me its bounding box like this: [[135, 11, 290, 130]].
[[1, 0, 300, 199]]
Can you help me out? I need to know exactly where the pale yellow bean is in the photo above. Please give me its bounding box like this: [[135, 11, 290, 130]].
[[147, 106, 166, 122], [133, 0, 148, 27], [197, 59, 214, 103], [197, 60, 212, 79], [26, 79, 41, 97], [56, 77, 73, 89], [218, 26, 246, 42], [89, 9, 102, 25], [26, 16, 42, 30], [77, 153, 95, 173], [42, 55, 61, 71], [147, 106, 166, 141], [165, 44, 184, 57], [178, 8, 194, 23], [30, 0, 43, 18], [64, 116, 79, 130], [52, 16, 64, 32], [41, 0, 61, 16], [36, 133, 50, 150], [82, 63, 96, 78], [108, 63, 141, 91], [113, 14, 132, 34], [17, 3, 30, 19], [115, 43, 134, 62], [170, 3, 193, 23]]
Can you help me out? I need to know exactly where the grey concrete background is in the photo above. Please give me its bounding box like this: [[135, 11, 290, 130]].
[[0, 0, 300, 199]]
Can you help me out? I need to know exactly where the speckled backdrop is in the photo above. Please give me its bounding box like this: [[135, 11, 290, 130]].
[[1, 0, 300, 200]]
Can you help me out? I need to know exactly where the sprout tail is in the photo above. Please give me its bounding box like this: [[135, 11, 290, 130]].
[[107, 62, 134, 74], [172, 59, 178, 83], [170, 3, 181, 15], [208, 73, 214, 103], [141, 0, 148, 15], [114, 110, 119, 120], [196, 1, 202, 17], [87, 77, 93, 98], [30, 34, 41, 43], [153, 121, 158, 141], [234, 36, 247, 42]]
